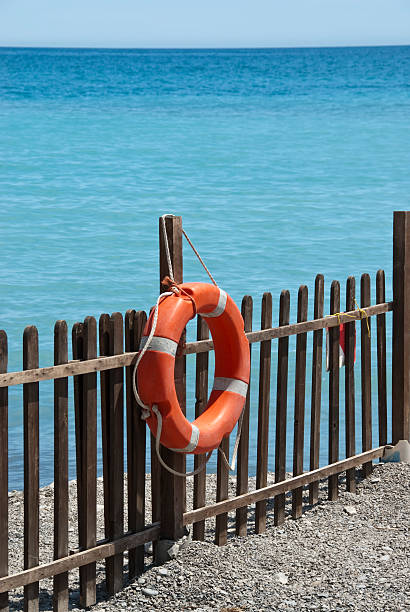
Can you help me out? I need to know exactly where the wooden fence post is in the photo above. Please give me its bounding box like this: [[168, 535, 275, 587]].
[[392, 211, 410, 443], [156, 215, 185, 548], [0, 331, 8, 612]]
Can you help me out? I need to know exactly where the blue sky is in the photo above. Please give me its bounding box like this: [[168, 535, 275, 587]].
[[1, 0, 409, 48]]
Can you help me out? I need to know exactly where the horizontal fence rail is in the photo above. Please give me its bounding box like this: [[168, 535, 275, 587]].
[[183, 447, 386, 525], [0, 524, 160, 594], [0, 301, 393, 388]]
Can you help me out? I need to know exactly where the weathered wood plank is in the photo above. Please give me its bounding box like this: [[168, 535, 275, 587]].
[[193, 315, 209, 541], [292, 286, 308, 519], [235, 296, 253, 537], [182, 302, 393, 355], [157, 215, 185, 545], [53, 321, 69, 612], [0, 302, 393, 389], [255, 293, 272, 534], [0, 331, 8, 612], [0, 524, 160, 593], [125, 310, 147, 577], [23, 326, 39, 612], [345, 277, 356, 493], [215, 436, 229, 546], [328, 281, 340, 501], [376, 270, 387, 447], [78, 317, 97, 608], [72, 322, 84, 534], [361, 274, 373, 478], [309, 275, 324, 505], [274, 290, 290, 526], [99, 314, 110, 553], [105, 313, 124, 594], [183, 447, 386, 526], [392, 211, 410, 443]]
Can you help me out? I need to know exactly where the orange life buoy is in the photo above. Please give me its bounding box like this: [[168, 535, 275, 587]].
[[137, 282, 250, 454]]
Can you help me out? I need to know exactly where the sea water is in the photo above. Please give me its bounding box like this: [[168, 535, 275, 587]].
[[1, 46, 409, 489]]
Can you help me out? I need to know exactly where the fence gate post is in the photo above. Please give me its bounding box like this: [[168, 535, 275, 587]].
[[156, 215, 186, 551], [392, 211, 410, 443]]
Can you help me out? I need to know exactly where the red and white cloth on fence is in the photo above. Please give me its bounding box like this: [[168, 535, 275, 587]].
[[326, 323, 356, 371]]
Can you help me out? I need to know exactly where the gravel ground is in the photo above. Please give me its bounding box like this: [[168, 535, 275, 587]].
[[6, 461, 409, 611]]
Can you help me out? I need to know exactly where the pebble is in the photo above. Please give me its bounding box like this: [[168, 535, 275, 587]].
[[5, 462, 409, 612], [275, 572, 288, 585], [142, 587, 159, 597], [343, 505, 357, 516]]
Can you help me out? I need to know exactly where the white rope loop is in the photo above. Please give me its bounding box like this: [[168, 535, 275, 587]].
[[132, 213, 245, 477]]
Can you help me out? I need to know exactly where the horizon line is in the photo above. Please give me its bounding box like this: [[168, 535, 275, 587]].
[[0, 42, 409, 51]]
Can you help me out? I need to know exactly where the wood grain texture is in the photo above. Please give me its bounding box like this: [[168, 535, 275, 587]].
[[392, 211, 410, 443], [23, 326, 39, 612], [215, 436, 229, 546], [72, 322, 84, 535], [157, 215, 185, 544], [361, 274, 373, 478], [125, 310, 147, 577], [376, 270, 387, 447], [193, 315, 209, 541], [0, 524, 160, 593], [99, 314, 110, 547], [292, 286, 308, 519], [0, 303, 393, 388], [345, 277, 356, 493], [53, 321, 69, 612], [183, 447, 385, 526], [328, 281, 340, 501], [255, 292, 272, 533], [78, 317, 97, 608], [0, 331, 8, 612], [236, 296, 253, 537], [274, 290, 290, 526], [182, 302, 392, 356], [309, 275, 324, 505], [106, 313, 124, 594]]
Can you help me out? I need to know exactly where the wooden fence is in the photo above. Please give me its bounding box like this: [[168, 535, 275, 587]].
[[0, 212, 409, 611]]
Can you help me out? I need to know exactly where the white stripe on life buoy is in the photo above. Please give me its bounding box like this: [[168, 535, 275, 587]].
[[213, 376, 248, 398], [139, 336, 178, 358], [169, 424, 200, 452], [202, 289, 227, 318]]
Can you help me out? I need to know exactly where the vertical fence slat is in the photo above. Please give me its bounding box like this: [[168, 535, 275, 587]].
[[53, 321, 69, 612], [149, 302, 161, 536], [0, 332, 8, 612], [193, 315, 209, 541], [292, 286, 308, 519], [105, 313, 124, 594], [255, 293, 272, 534], [328, 281, 340, 501], [72, 322, 84, 543], [345, 277, 356, 493], [215, 437, 229, 546], [126, 310, 147, 577], [376, 270, 387, 447], [78, 317, 97, 608], [99, 314, 110, 549], [274, 290, 290, 526], [309, 275, 324, 505], [361, 274, 373, 478], [235, 296, 253, 537], [23, 326, 39, 611]]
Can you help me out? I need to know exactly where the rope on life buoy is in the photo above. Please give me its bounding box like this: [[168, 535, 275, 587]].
[[132, 214, 247, 477]]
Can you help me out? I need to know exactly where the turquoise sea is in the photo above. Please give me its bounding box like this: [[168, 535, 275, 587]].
[[1, 46, 409, 489]]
